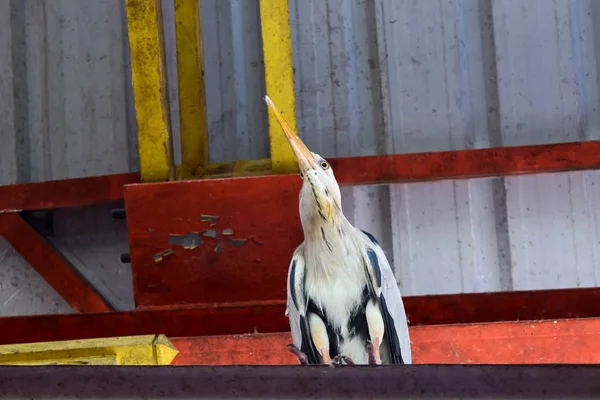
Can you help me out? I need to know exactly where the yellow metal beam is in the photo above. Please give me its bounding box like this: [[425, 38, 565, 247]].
[[0, 334, 179, 366], [259, 0, 298, 174], [125, 0, 175, 182], [174, 0, 209, 179]]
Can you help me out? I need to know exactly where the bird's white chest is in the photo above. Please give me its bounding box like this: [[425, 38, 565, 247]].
[[304, 249, 366, 335]]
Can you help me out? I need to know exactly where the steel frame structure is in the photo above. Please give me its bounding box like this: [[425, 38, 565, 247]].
[[0, 0, 599, 380]]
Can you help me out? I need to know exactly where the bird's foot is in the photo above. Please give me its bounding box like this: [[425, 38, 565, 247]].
[[341, 356, 356, 366], [287, 343, 308, 366], [328, 355, 342, 368]]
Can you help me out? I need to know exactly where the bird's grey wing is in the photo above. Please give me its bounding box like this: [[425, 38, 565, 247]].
[[360, 230, 412, 364], [286, 244, 319, 363]]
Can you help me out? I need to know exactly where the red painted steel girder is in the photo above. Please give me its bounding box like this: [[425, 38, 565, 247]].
[[1, 288, 600, 345], [171, 317, 600, 365], [1, 140, 599, 213], [0, 172, 140, 212], [124, 170, 600, 309]]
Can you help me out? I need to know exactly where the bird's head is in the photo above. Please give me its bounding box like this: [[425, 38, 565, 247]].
[[264, 96, 342, 228]]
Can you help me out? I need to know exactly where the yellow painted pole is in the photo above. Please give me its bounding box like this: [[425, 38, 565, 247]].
[[0, 335, 179, 366], [174, 0, 209, 179], [259, 0, 298, 174], [125, 0, 175, 182]]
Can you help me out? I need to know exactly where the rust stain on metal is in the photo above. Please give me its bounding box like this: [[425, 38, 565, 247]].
[[200, 215, 219, 222], [168, 233, 203, 249], [201, 229, 218, 238], [153, 249, 175, 263]]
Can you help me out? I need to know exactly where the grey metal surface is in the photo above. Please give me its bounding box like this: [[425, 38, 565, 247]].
[[0, 364, 599, 399], [2, 0, 600, 316], [0, 0, 136, 315]]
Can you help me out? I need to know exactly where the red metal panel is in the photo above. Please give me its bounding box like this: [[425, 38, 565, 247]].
[[124, 175, 304, 307], [170, 317, 600, 365], [0, 213, 112, 313], [330, 140, 600, 185], [124, 174, 600, 311], [0, 172, 140, 212]]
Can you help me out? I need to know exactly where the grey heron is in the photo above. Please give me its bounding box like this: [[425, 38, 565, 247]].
[[264, 96, 412, 366]]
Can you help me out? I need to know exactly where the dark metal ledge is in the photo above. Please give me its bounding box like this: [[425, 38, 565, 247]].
[[0, 364, 599, 399]]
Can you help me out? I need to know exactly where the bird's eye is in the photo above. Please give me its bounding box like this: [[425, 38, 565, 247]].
[[300, 172, 305, 178], [320, 161, 329, 170]]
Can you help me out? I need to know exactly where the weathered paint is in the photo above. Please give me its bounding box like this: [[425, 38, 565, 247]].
[[258, 0, 298, 174], [123, 175, 303, 307], [0, 334, 178, 365], [125, 0, 175, 182], [174, 0, 209, 179], [0, 213, 112, 313], [170, 317, 600, 365]]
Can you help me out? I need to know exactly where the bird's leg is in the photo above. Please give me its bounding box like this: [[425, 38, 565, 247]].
[[366, 301, 384, 365], [287, 344, 308, 366], [367, 342, 378, 365], [308, 313, 334, 365]]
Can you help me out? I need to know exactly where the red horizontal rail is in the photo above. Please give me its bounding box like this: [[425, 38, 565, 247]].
[[1, 287, 600, 346], [0, 172, 140, 212], [171, 317, 600, 365], [330, 140, 600, 186], [2, 141, 600, 212]]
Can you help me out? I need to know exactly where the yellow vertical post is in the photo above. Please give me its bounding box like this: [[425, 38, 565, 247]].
[[174, 0, 209, 179], [125, 0, 175, 182], [259, 0, 298, 174]]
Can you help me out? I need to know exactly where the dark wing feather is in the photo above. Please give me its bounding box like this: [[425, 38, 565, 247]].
[[361, 230, 412, 364], [286, 245, 319, 364]]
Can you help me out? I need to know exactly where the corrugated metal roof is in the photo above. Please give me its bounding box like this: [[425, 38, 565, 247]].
[[1, 0, 600, 315]]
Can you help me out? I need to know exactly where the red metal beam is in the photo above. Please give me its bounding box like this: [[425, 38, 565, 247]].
[[124, 174, 600, 310], [0, 301, 287, 345], [330, 140, 600, 185], [1, 141, 599, 213], [170, 317, 600, 365], [0, 172, 140, 212], [2, 288, 600, 345], [0, 213, 112, 313]]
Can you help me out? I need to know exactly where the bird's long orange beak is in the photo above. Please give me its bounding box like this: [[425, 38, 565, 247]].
[[264, 96, 318, 173]]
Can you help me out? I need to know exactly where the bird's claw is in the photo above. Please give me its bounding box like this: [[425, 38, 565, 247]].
[[287, 343, 308, 366], [328, 355, 342, 368], [341, 356, 356, 366]]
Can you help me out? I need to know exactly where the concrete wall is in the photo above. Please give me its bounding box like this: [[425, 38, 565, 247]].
[[1, 0, 599, 316]]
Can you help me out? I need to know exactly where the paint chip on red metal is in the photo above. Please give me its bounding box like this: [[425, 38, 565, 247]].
[[153, 249, 175, 263], [222, 229, 234, 236], [200, 215, 219, 222], [248, 236, 263, 246], [201, 229, 218, 238], [227, 237, 248, 247], [215, 238, 222, 253], [168, 233, 203, 249]]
